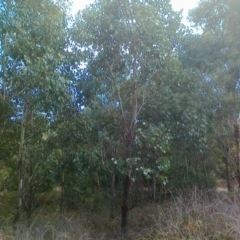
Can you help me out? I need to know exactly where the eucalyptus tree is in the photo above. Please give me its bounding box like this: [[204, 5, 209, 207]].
[[0, 0, 71, 221], [72, 0, 185, 234], [0, 1, 20, 198], [185, 0, 240, 189], [142, 65, 213, 190]]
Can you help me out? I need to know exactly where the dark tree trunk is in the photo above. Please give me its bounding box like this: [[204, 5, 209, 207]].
[[225, 148, 233, 191], [1, 34, 6, 99], [60, 169, 65, 215], [121, 130, 134, 236], [110, 174, 116, 220], [199, 153, 208, 188], [119, 51, 138, 236], [234, 123, 240, 189], [26, 163, 33, 219], [153, 176, 157, 202], [121, 174, 131, 235], [14, 104, 26, 224]]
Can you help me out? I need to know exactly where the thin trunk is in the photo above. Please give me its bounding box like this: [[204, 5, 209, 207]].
[[96, 172, 100, 190], [1, 2, 8, 100], [121, 130, 134, 236], [120, 46, 139, 236], [194, 154, 200, 187], [121, 174, 131, 235], [1, 34, 7, 99], [110, 174, 116, 220], [26, 162, 33, 219], [111, 173, 116, 198], [14, 105, 27, 223], [153, 176, 156, 202], [234, 123, 240, 188], [225, 148, 233, 191], [148, 180, 152, 198], [201, 154, 208, 188], [60, 169, 64, 215], [121, 131, 134, 236]]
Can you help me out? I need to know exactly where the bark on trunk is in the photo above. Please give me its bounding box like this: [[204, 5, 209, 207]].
[[201, 154, 208, 188], [60, 169, 65, 215], [115, 47, 139, 236], [153, 176, 156, 202], [26, 163, 33, 219], [121, 174, 131, 235], [121, 133, 133, 236], [1, 33, 7, 99], [234, 123, 240, 189], [110, 174, 116, 220], [1, 1, 9, 100], [14, 105, 26, 223], [225, 148, 233, 191]]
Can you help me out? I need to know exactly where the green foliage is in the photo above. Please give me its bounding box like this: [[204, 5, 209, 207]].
[[0, 0, 239, 234], [72, 0, 185, 179], [185, 0, 240, 183]]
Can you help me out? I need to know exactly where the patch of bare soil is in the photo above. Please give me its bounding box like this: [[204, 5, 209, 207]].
[[216, 179, 228, 192], [216, 179, 238, 192]]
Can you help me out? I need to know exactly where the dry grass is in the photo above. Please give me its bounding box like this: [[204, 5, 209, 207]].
[[0, 214, 94, 240], [1, 189, 240, 239], [134, 189, 240, 240]]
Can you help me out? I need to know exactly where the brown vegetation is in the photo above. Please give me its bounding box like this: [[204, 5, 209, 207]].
[[0, 189, 240, 239]]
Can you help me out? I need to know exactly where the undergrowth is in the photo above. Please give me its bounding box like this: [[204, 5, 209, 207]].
[[0, 189, 240, 239]]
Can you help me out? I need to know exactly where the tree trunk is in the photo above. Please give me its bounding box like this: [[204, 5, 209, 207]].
[[121, 174, 131, 236], [225, 148, 233, 191], [194, 161, 199, 187], [153, 176, 157, 202], [119, 50, 138, 236], [1, 33, 7, 99], [14, 105, 27, 223], [60, 169, 65, 215], [121, 132, 134, 236], [110, 173, 116, 220], [26, 163, 33, 219], [234, 123, 240, 189], [201, 155, 208, 188], [0, 1, 9, 100]]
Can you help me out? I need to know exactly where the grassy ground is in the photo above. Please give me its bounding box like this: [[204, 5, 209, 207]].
[[0, 189, 240, 239]]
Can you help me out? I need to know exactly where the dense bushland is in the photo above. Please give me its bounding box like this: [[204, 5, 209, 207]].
[[1, 0, 240, 237]]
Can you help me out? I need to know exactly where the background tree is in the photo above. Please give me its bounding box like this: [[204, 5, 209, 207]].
[[1, 0, 240, 237], [183, 0, 240, 190], [0, 0, 72, 222]]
